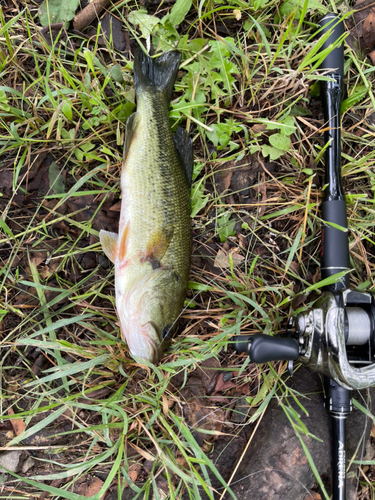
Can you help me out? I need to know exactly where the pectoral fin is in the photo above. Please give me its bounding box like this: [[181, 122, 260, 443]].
[[142, 228, 174, 269], [99, 230, 118, 263]]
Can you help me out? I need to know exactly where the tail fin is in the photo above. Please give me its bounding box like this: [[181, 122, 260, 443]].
[[133, 49, 181, 102]]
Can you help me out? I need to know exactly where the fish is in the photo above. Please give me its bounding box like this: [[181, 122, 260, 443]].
[[99, 49, 193, 364]]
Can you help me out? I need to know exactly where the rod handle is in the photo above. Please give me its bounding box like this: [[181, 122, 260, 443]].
[[318, 15, 345, 78], [321, 200, 350, 288]]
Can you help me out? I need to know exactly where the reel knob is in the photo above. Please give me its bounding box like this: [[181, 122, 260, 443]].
[[233, 333, 299, 363]]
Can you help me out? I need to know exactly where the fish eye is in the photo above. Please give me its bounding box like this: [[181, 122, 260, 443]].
[[162, 326, 171, 339]]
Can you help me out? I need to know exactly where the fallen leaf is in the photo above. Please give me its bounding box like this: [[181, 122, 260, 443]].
[[251, 123, 267, 134], [197, 357, 221, 394], [209, 395, 230, 403], [241, 383, 251, 395], [48, 162, 66, 194], [229, 156, 276, 205], [40, 480, 63, 500], [369, 48, 375, 65], [292, 291, 309, 311], [156, 477, 170, 498], [176, 452, 188, 469], [22, 426, 69, 446], [39, 260, 61, 279], [162, 393, 170, 415], [214, 373, 236, 393], [183, 399, 224, 445], [79, 387, 111, 401], [214, 165, 233, 197], [289, 261, 301, 275], [101, 13, 126, 52], [214, 249, 244, 268], [0, 170, 13, 190], [362, 9, 375, 50], [31, 355, 44, 376], [306, 492, 322, 500], [74, 475, 103, 496], [124, 463, 142, 487], [24, 155, 51, 194], [29, 252, 46, 267], [7, 408, 25, 436], [109, 201, 121, 212], [129, 463, 141, 482]]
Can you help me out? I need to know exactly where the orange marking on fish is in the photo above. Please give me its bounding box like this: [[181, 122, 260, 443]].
[[119, 222, 130, 262]]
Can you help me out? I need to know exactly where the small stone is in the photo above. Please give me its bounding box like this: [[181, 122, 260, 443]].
[[366, 111, 375, 125], [21, 457, 35, 474], [143, 459, 155, 474], [98, 254, 109, 269], [231, 397, 251, 424], [0, 451, 23, 473]]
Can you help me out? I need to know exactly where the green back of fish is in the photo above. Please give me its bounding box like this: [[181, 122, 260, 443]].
[[121, 50, 192, 285]]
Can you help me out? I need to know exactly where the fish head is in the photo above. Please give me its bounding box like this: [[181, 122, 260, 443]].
[[118, 268, 186, 364]]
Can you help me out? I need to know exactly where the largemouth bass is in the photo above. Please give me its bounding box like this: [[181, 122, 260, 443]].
[[99, 49, 192, 364]]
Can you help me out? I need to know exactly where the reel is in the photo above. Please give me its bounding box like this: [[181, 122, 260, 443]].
[[233, 288, 375, 391]]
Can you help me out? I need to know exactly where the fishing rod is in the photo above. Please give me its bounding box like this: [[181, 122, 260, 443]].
[[233, 15, 375, 500]]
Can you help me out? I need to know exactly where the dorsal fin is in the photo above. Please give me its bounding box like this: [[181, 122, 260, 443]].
[[123, 113, 140, 165], [174, 127, 193, 187]]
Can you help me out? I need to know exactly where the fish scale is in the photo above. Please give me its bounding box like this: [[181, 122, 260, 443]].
[[121, 90, 190, 283], [100, 49, 192, 363]]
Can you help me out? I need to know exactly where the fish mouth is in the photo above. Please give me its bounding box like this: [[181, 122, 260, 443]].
[[128, 321, 162, 364]]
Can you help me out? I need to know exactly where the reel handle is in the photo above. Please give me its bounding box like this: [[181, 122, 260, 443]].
[[233, 334, 299, 363]]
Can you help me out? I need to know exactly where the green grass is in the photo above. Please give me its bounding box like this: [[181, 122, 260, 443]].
[[1, 0, 375, 498]]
